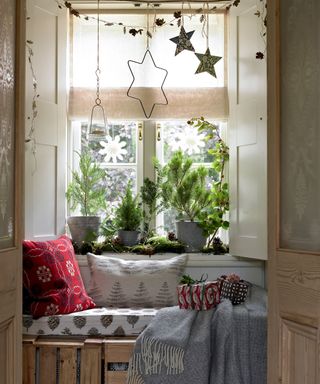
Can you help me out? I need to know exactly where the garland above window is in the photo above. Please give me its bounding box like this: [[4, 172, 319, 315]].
[[56, 0, 265, 60], [56, 0, 241, 37]]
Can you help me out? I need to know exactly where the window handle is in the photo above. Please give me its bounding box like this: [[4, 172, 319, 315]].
[[138, 123, 143, 141], [156, 123, 161, 141]]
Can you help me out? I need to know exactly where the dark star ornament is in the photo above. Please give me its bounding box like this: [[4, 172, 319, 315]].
[[170, 26, 195, 56], [195, 48, 222, 78]]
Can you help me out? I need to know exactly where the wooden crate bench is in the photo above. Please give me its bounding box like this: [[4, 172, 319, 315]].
[[23, 335, 136, 384], [104, 338, 136, 384]]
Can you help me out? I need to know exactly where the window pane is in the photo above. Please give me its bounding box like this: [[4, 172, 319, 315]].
[[163, 209, 178, 234], [161, 121, 218, 164], [70, 121, 138, 217], [102, 168, 137, 217], [81, 122, 137, 164], [157, 120, 223, 235]]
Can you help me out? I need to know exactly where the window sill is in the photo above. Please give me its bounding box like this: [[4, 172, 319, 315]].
[[76, 252, 264, 268]]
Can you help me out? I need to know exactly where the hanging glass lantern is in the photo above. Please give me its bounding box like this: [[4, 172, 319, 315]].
[[88, 0, 107, 141]]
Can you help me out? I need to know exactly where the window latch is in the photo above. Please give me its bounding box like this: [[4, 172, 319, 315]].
[[156, 123, 161, 141], [138, 122, 143, 141]]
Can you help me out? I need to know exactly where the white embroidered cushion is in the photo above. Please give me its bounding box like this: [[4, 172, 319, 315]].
[[87, 253, 187, 308]]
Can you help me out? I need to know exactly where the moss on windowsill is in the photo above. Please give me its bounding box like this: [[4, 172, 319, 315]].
[[72, 236, 228, 256]]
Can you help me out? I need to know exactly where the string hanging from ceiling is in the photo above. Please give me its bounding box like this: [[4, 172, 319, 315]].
[[127, 4, 168, 119], [88, 0, 108, 140]]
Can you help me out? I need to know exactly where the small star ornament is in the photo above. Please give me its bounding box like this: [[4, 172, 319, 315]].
[[195, 48, 222, 78], [170, 26, 195, 56]]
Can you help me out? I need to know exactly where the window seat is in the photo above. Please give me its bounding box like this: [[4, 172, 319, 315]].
[[22, 252, 266, 384], [23, 307, 158, 337]]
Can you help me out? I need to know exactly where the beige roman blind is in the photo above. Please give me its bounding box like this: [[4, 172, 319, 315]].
[[69, 11, 229, 120]]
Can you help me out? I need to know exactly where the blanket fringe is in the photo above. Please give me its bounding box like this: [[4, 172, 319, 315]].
[[127, 370, 144, 384], [127, 336, 185, 383]]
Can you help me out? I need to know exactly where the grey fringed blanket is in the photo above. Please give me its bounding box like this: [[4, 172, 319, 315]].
[[127, 286, 267, 384]]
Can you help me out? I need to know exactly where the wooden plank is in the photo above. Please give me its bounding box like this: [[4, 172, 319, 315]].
[[80, 339, 102, 384], [59, 347, 77, 384], [105, 371, 128, 384], [23, 336, 37, 345], [104, 339, 136, 384], [23, 344, 35, 384], [39, 346, 57, 384], [104, 339, 136, 363], [34, 338, 84, 348]]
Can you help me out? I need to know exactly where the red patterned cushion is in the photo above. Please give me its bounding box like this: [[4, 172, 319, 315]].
[[23, 235, 96, 318]]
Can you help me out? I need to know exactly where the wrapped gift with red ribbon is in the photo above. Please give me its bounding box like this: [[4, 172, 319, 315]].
[[177, 274, 220, 310]]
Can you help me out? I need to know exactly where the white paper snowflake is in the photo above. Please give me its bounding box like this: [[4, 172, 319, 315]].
[[99, 135, 127, 163], [170, 127, 206, 155], [36, 266, 52, 283]]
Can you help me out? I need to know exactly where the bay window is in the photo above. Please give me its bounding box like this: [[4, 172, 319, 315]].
[[68, 6, 228, 236]]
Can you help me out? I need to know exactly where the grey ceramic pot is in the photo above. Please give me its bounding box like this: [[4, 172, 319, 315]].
[[67, 216, 100, 245], [176, 221, 207, 252], [118, 230, 140, 247]]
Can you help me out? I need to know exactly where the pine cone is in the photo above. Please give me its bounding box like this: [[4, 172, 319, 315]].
[[112, 236, 123, 246], [213, 236, 223, 245], [167, 231, 176, 241]]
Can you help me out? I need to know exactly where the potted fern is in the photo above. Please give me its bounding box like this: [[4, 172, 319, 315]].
[[158, 150, 211, 252], [114, 182, 142, 246], [66, 150, 106, 245]]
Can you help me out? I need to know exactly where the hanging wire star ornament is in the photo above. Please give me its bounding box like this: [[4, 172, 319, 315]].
[[170, 26, 195, 56], [195, 48, 222, 78], [127, 49, 168, 119]]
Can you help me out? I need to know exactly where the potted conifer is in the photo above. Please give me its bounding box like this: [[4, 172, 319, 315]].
[[66, 150, 106, 245], [158, 150, 211, 252], [114, 182, 142, 246]]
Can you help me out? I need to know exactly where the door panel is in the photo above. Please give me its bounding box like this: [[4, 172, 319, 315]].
[[281, 320, 317, 384], [268, 0, 320, 383], [0, 0, 25, 383]]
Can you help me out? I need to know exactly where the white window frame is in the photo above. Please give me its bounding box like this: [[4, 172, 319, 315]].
[[67, 118, 228, 243]]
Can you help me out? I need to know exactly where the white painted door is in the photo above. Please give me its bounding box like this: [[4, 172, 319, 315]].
[[228, 0, 268, 260], [0, 0, 25, 383], [268, 0, 320, 382], [25, 0, 67, 240]]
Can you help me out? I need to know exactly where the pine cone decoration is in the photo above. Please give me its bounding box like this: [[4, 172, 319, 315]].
[[112, 236, 123, 246], [167, 232, 176, 241], [213, 236, 223, 245]]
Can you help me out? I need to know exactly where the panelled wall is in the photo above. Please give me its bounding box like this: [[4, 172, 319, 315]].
[[268, 0, 320, 383]]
